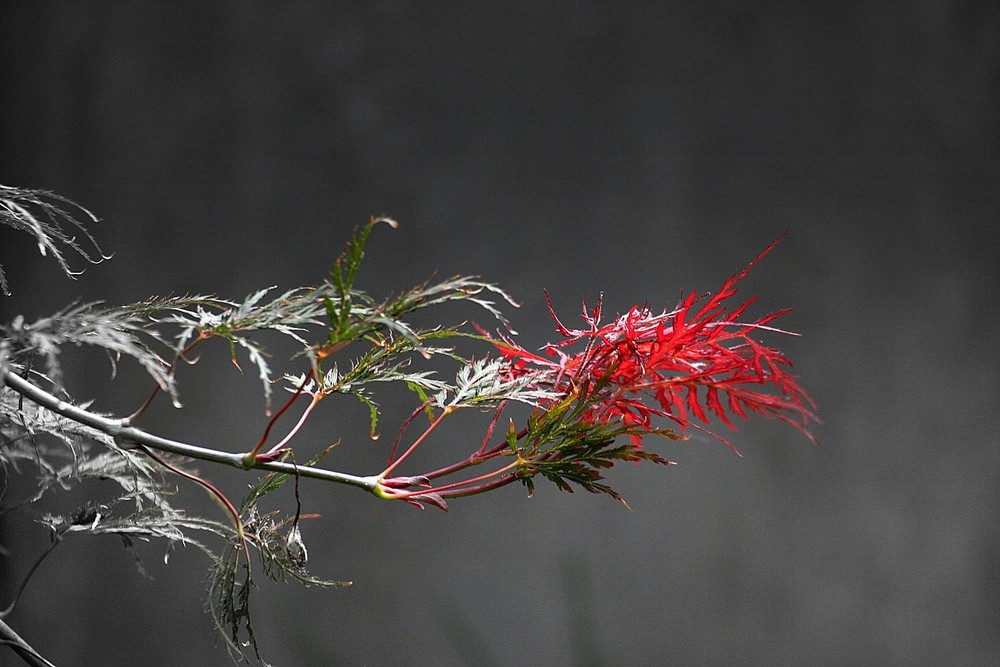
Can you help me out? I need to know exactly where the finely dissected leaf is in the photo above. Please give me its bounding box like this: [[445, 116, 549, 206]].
[[502, 395, 678, 506], [2, 302, 179, 403], [45, 507, 229, 555], [2, 386, 241, 596], [205, 445, 350, 663], [1, 386, 169, 503], [326, 219, 386, 341], [322, 224, 517, 348], [377, 275, 519, 329], [438, 358, 557, 409], [0, 184, 108, 296], [151, 287, 327, 411]]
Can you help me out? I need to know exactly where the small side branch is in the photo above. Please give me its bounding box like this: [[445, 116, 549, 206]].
[[0, 617, 57, 667]]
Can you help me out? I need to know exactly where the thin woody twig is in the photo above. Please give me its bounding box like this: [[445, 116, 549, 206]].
[[0, 618, 57, 667], [1, 369, 378, 492]]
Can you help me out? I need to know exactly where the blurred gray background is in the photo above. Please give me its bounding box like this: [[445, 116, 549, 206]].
[[1, 2, 998, 665]]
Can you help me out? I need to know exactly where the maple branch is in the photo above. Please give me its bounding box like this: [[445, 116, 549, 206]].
[[1, 369, 378, 492]]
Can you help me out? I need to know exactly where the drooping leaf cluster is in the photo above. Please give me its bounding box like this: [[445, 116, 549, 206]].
[[0, 383, 231, 585]]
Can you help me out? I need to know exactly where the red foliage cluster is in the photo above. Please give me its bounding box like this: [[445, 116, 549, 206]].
[[490, 235, 818, 454]]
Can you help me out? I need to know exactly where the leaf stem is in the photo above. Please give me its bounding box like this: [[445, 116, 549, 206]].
[[245, 372, 310, 461], [379, 406, 453, 478], [126, 332, 207, 422], [421, 426, 529, 481], [435, 471, 520, 499], [136, 444, 245, 541], [386, 460, 520, 500], [258, 392, 323, 461]]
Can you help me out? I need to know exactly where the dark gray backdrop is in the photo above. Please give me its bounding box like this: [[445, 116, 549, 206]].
[[2, 3, 998, 665]]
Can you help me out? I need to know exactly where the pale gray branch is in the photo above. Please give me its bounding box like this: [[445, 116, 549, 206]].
[[1, 369, 378, 491]]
